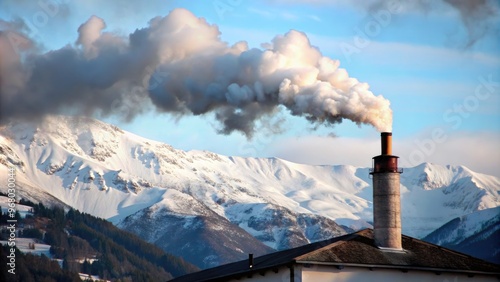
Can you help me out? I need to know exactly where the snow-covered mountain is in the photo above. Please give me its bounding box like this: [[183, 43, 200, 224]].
[[423, 206, 500, 264], [1, 116, 499, 267]]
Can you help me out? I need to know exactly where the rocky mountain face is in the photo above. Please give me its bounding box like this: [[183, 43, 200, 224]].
[[0, 116, 498, 268], [424, 206, 500, 264], [117, 189, 275, 268]]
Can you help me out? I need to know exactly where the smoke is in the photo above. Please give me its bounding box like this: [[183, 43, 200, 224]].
[[0, 8, 392, 137], [442, 0, 500, 48], [360, 0, 499, 48], [76, 15, 107, 59], [272, 0, 499, 48]]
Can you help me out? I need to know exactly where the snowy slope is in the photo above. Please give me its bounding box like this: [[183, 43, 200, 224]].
[[117, 188, 274, 268], [423, 207, 500, 263], [0, 196, 34, 218], [424, 206, 500, 245], [0, 116, 499, 262], [400, 163, 500, 237], [0, 238, 51, 257]]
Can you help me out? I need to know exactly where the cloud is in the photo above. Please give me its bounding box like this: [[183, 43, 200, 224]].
[[248, 7, 274, 18], [309, 33, 500, 68], [397, 130, 500, 178], [0, 0, 71, 19], [281, 12, 298, 20], [267, 135, 379, 168], [268, 0, 500, 48], [269, 131, 500, 178], [248, 7, 299, 21], [308, 15, 322, 22]]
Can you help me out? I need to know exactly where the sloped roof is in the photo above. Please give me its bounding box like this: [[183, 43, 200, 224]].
[[169, 229, 500, 282]]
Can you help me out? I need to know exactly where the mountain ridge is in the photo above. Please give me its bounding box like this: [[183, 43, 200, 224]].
[[424, 206, 500, 264], [1, 115, 499, 267]]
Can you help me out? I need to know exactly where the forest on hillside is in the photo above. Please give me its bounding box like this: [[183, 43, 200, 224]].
[[0, 195, 198, 282]]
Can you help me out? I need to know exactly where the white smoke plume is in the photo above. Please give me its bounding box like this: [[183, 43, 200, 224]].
[[76, 15, 107, 59], [0, 8, 392, 137]]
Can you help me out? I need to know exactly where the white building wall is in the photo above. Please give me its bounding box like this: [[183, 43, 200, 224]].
[[302, 265, 498, 282], [228, 265, 302, 282]]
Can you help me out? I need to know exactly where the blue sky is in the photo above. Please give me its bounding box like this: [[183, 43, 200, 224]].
[[1, 0, 499, 176]]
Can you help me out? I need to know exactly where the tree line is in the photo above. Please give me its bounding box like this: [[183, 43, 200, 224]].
[[0, 195, 198, 281]]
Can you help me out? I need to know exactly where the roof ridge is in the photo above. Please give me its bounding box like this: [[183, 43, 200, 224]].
[[294, 229, 370, 261], [402, 233, 499, 266]]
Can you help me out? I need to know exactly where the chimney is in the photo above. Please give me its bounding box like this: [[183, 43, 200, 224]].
[[248, 253, 253, 268], [370, 132, 402, 250], [381, 132, 392, 155]]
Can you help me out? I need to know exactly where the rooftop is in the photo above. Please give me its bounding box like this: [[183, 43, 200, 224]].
[[170, 229, 500, 282]]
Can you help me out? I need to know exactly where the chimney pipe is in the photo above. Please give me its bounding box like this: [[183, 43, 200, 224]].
[[370, 132, 402, 250], [381, 132, 392, 155]]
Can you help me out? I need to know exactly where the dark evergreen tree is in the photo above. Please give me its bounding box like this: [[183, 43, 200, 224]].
[[21, 228, 43, 240]]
